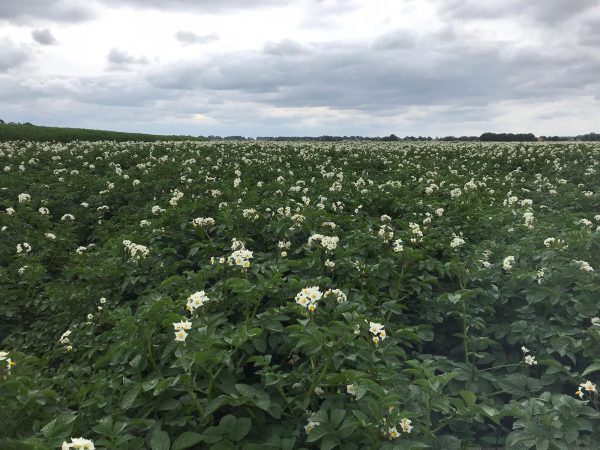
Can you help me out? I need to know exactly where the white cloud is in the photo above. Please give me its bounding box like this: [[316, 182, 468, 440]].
[[0, 0, 598, 136]]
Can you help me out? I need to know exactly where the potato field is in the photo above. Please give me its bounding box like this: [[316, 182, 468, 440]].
[[1, 140, 600, 449]]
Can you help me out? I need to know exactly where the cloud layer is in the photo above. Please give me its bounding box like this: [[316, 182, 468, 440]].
[[1, 0, 599, 136]]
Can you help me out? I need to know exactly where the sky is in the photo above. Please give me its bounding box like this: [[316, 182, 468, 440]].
[[0, 0, 599, 137]]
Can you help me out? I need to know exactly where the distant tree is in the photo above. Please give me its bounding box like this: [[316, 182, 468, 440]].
[[0, 119, 4, 124], [579, 132, 600, 141], [480, 132, 536, 142]]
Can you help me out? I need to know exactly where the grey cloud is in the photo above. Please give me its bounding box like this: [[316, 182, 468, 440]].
[[577, 17, 600, 46], [175, 31, 219, 45], [371, 30, 416, 50], [0, 0, 93, 23], [107, 48, 148, 68], [437, 0, 598, 24], [32, 29, 57, 45], [147, 34, 600, 116], [263, 39, 312, 56], [0, 39, 31, 72]]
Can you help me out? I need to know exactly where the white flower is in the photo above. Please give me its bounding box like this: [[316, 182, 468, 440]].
[[521, 346, 530, 354], [61, 214, 75, 221], [524, 355, 537, 365], [503, 256, 515, 271], [18, 193, 31, 203], [324, 259, 336, 268], [186, 291, 210, 313], [39, 207, 50, 215], [173, 320, 192, 331], [574, 260, 594, 272], [388, 426, 400, 440], [5, 207, 15, 215], [400, 418, 413, 433], [174, 329, 188, 342], [392, 238, 404, 253], [450, 187, 462, 198], [59, 330, 72, 344], [304, 420, 320, 434], [45, 232, 56, 240]]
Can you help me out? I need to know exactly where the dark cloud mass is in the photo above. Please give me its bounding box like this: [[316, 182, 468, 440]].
[[31, 28, 57, 45], [439, 0, 597, 24], [107, 48, 148, 68], [0, 0, 93, 23], [175, 31, 219, 45], [148, 34, 598, 113]]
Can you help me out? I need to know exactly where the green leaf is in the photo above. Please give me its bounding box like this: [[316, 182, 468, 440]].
[[150, 429, 170, 450], [121, 384, 142, 410], [41, 414, 77, 442], [330, 409, 346, 428], [230, 417, 252, 441], [172, 432, 204, 450], [459, 390, 476, 407], [582, 362, 600, 377]]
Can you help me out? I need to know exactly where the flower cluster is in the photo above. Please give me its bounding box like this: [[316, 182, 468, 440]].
[[192, 217, 215, 227], [392, 238, 404, 253], [324, 288, 347, 303], [450, 234, 465, 248], [521, 346, 538, 365], [173, 319, 192, 342], [503, 256, 515, 271], [59, 330, 73, 352], [575, 380, 597, 399], [228, 248, 253, 268], [0, 350, 16, 373], [295, 286, 323, 312], [308, 234, 339, 251], [122, 240, 150, 260], [369, 321, 387, 345], [16, 242, 32, 253], [186, 291, 210, 313], [388, 418, 413, 439], [62, 438, 95, 450]]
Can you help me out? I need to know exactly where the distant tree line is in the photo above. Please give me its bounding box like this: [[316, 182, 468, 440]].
[[0, 122, 205, 143], [2, 120, 600, 142]]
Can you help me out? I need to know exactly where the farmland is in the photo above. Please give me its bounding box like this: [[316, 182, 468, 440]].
[[1, 140, 600, 449]]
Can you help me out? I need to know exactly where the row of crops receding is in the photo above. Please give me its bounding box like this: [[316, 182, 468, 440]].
[[1, 140, 599, 449]]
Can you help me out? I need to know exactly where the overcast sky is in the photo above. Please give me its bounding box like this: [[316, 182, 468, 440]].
[[1, 0, 599, 137]]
